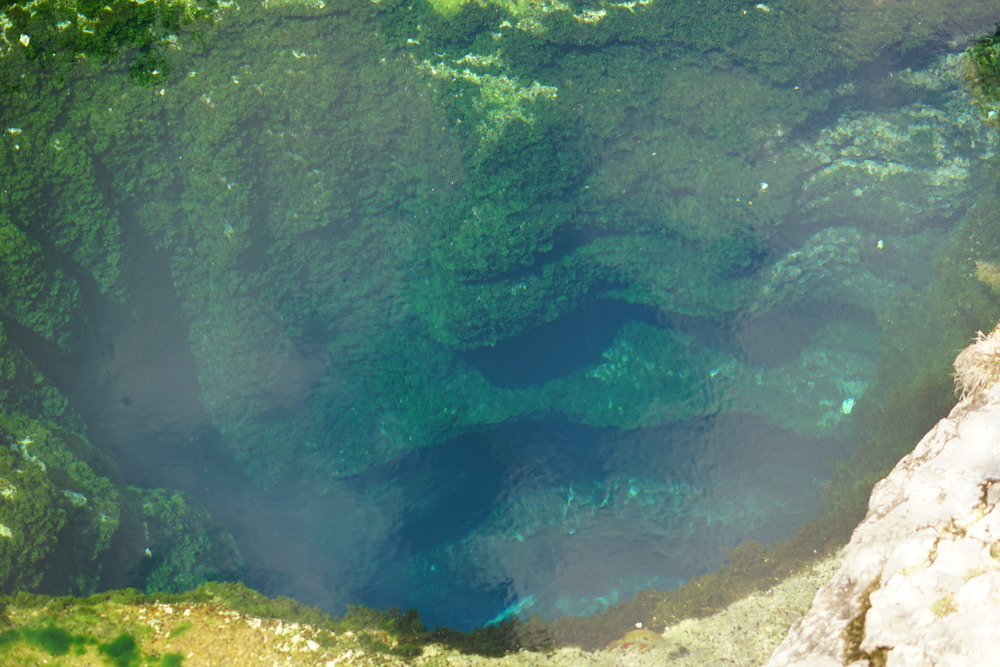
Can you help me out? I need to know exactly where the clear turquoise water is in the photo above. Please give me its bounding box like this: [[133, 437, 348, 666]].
[[3, 0, 1000, 634]]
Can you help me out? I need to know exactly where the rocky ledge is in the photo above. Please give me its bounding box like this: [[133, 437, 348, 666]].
[[765, 326, 1000, 667]]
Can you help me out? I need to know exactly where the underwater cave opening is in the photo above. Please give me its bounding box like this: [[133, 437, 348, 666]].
[[461, 299, 660, 389]]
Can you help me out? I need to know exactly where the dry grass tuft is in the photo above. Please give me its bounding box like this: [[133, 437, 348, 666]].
[[954, 323, 1000, 401]]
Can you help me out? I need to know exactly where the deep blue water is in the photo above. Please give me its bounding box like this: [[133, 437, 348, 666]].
[[344, 412, 843, 628], [462, 300, 660, 388]]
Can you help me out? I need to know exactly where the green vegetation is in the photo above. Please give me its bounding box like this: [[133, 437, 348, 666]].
[[166, 622, 191, 639], [0, 73, 127, 308], [0, 620, 184, 666], [931, 594, 959, 618], [0, 440, 64, 592], [0, 583, 537, 659], [968, 23, 1000, 102], [1, 0, 217, 77], [128, 47, 173, 87], [0, 322, 78, 428], [21, 625, 75, 655], [126, 487, 244, 594], [0, 216, 83, 349], [99, 633, 141, 667]]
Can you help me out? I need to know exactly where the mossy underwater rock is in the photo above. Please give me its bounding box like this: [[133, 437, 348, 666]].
[[0, 215, 84, 351], [122, 487, 245, 595], [789, 53, 997, 234], [0, 413, 243, 600], [0, 438, 64, 592], [0, 321, 78, 430], [0, 413, 120, 595], [974, 260, 1000, 295], [966, 21, 1000, 120]]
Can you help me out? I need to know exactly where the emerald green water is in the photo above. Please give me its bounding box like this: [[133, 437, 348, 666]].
[[2, 0, 1000, 634]]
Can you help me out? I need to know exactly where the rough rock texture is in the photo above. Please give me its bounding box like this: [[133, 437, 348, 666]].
[[764, 383, 1000, 666]]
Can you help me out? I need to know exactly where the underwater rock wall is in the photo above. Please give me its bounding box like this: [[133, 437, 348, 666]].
[[10, 354, 1000, 667], [3, 0, 996, 493]]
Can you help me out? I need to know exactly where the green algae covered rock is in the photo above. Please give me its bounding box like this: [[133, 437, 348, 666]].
[[968, 23, 1000, 99], [0, 67, 127, 304], [967, 22, 1000, 126], [788, 53, 997, 233], [0, 322, 78, 429], [0, 414, 119, 594], [0, 0, 219, 84], [0, 216, 83, 351], [126, 487, 245, 595], [0, 413, 244, 600], [0, 439, 64, 592]]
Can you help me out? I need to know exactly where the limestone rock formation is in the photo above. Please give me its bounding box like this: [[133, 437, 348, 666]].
[[764, 327, 1000, 667]]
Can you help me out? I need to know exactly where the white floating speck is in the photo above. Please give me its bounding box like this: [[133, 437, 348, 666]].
[[19, 34, 29, 47]]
